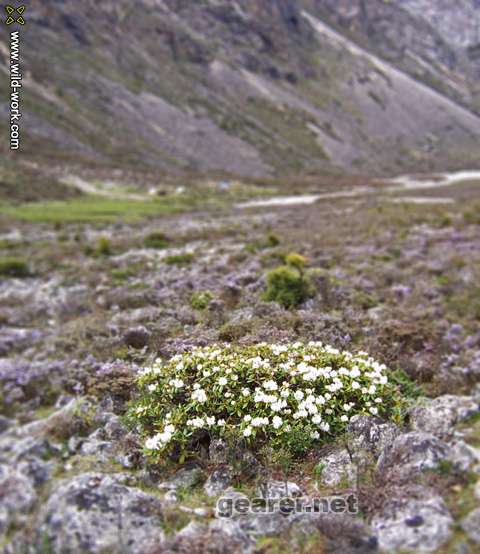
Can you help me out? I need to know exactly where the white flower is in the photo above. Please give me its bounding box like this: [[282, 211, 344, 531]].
[[280, 390, 290, 398], [369, 407, 379, 415], [351, 381, 360, 390], [272, 416, 283, 429], [218, 377, 228, 386], [172, 378, 184, 389], [375, 397, 383, 404], [191, 388, 207, 403], [294, 390, 304, 401], [243, 426, 253, 437], [312, 414, 322, 424], [341, 415, 349, 423], [350, 367, 361, 378], [206, 416, 216, 426], [244, 415, 252, 423], [242, 388, 250, 397], [217, 419, 226, 426], [311, 431, 320, 439], [147, 384, 158, 392], [190, 417, 205, 428], [319, 421, 330, 432], [145, 435, 162, 450], [263, 380, 278, 391], [252, 417, 268, 427]]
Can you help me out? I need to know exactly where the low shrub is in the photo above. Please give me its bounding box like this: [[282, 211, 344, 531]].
[[0, 257, 31, 278], [97, 236, 112, 256], [263, 265, 314, 308], [284, 252, 308, 271], [129, 342, 405, 460], [190, 291, 214, 311], [144, 232, 170, 249]]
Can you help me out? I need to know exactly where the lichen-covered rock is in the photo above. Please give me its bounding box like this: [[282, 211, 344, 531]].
[[0, 358, 66, 413], [0, 464, 37, 535], [159, 465, 206, 491], [35, 472, 165, 553], [409, 395, 479, 439], [371, 486, 453, 552], [376, 432, 450, 483], [257, 480, 302, 500], [347, 415, 401, 458], [317, 448, 357, 487], [461, 507, 480, 544], [204, 465, 234, 497], [448, 440, 480, 471]]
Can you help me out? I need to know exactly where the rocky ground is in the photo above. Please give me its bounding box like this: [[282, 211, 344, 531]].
[[1, 174, 480, 553]]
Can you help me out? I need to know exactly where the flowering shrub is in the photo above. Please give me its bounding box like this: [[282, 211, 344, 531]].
[[129, 342, 403, 459]]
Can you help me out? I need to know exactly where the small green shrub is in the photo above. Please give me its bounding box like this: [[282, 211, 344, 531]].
[[285, 252, 308, 271], [354, 291, 379, 310], [190, 291, 213, 310], [0, 257, 31, 278], [244, 233, 281, 253], [144, 232, 170, 249], [96, 236, 112, 256], [165, 253, 194, 266], [263, 266, 314, 308], [464, 205, 480, 225], [129, 342, 405, 460]]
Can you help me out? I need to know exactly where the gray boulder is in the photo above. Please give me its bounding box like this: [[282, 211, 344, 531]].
[[409, 395, 479, 439], [371, 486, 453, 552], [317, 448, 357, 488], [376, 431, 450, 483], [204, 465, 234, 497], [257, 480, 302, 500], [159, 465, 205, 490], [0, 464, 37, 535], [35, 472, 165, 553], [461, 508, 480, 544]]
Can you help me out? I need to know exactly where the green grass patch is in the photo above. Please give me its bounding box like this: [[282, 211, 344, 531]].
[[0, 257, 31, 278], [165, 253, 194, 266], [0, 195, 192, 224], [144, 232, 170, 249]]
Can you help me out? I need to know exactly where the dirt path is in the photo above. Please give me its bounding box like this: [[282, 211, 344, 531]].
[[236, 170, 480, 209]]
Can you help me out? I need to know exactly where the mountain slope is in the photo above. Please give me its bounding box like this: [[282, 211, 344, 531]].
[[0, 0, 479, 179]]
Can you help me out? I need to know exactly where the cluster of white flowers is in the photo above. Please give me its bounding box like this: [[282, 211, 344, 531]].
[[144, 424, 175, 450], [133, 342, 397, 455]]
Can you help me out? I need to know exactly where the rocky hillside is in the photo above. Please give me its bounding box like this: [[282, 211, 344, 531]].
[[0, 0, 479, 179]]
